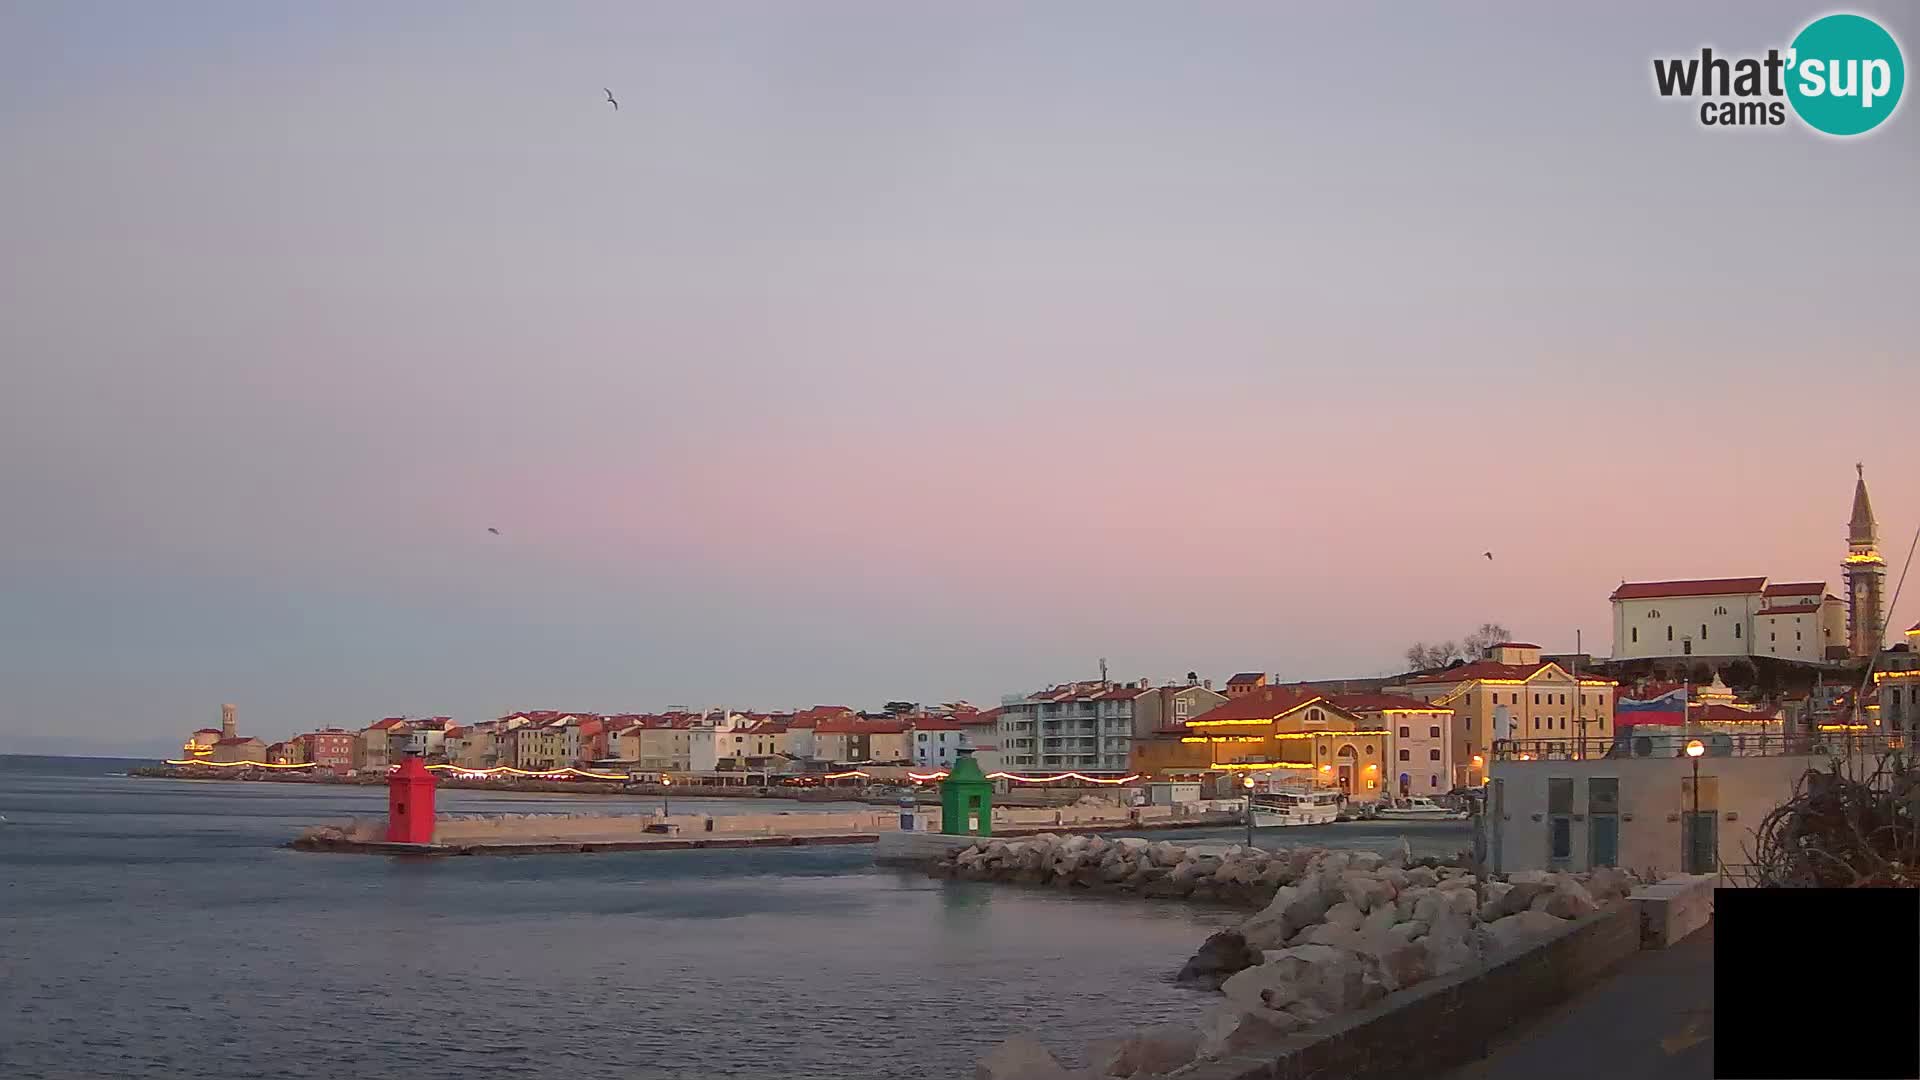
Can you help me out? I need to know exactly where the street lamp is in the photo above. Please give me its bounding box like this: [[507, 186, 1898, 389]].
[[1685, 739, 1705, 873], [1243, 776, 1256, 847], [661, 775, 673, 818]]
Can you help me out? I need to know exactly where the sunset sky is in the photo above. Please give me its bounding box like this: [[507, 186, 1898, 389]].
[[2, 2, 1915, 754]]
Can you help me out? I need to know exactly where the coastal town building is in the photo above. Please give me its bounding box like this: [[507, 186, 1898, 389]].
[[291, 730, 356, 774], [181, 727, 224, 759], [997, 678, 1218, 774], [1131, 687, 1394, 803], [503, 722, 567, 771], [354, 718, 406, 772], [1389, 643, 1616, 788], [1873, 626, 1920, 737], [1608, 468, 1888, 668], [909, 711, 1000, 769], [1325, 693, 1455, 797], [208, 736, 266, 764]]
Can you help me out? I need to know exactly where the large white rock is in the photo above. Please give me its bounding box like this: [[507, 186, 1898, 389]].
[[1114, 837, 1151, 852], [1405, 866, 1440, 888], [1220, 962, 1304, 1012], [1340, 872, 1396, 913], [1348, 850, 1385, 872], [977, 1035, 1076, 1080], [1482, 910, 1568, 954], [1195, 1003, 1305, 1060], [1291, 923, 1369, 951], [1369, 937, 1430, 991], [1361, 902, 1399, 937], [1322, 901, 1365, 931], [1507, 869, 1555, 885], [1534, 879, 1599, 920], [1090, 1022, 1200, 1078], [1583, 866, 1635, 903]]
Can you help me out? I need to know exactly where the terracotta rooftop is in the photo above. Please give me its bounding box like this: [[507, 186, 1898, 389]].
[[1186, 687, 1329, 724], [1763, 581, 1825, 596], [1610, 577, 1768, 600], [1226, 673, 1266, 685], [1489, 642, 1540, 649], [1757, 603, 1821, 615], [1326, 693, 1453, 713]]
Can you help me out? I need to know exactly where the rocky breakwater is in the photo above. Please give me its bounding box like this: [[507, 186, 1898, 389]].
[[974, 851, 1643, 1080], [930, 835, 1431, 908]]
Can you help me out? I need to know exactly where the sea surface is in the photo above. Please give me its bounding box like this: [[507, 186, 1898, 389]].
[[0, 754, 1469, 1080]]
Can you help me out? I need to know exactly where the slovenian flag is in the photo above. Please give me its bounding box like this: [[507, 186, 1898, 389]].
[[1617, 688, 1687, 727]]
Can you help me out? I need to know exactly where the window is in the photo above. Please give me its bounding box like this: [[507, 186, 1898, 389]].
[[1399, 749, 1410, 761], [1797, 631, 1802, 640], [1429, 725, 1441, 738], [1399, 725, 1410, 738], [1668, 626, 1674, 641], [917, 733, 928, 741], [1533, 717, 1541, 730], [1175, 700, 1189, 718], [1430, 774, 1439, 789], [1429, 748, 1441, 761], [1734, 624, 1741, 639], [1559, 694, 1566, 705], [1714, 605, 1726, 616], [1632, 627, 1638, 643], [1534, 694, 1541, 705], [1701, 624, 1708, 639], [1771, 632, 1776, 642]]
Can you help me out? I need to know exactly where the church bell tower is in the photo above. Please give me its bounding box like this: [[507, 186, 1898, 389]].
[[1844, 464, 1887, 658]]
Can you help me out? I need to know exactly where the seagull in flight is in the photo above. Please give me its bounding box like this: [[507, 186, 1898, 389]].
[[487, 527, 501, 536], [603, 88, 618, 111], [1483, 551, 1494, 560]]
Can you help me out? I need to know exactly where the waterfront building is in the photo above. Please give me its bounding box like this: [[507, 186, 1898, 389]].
[[1325, 693, 1455, 797], [391, 717, 454, 761], [291, 730, 356, 774], [1389, 643, 1616, 788], [503, 722, 568, 771], [1485, 733, 1894, 876], [783, 705, 856, 761], [354, 718, 406, 772], [443, 723, 500, 769], [1872, 625, 1920, 737], [810, 716, 911, 764], [265, 741, 294, 765], [181, 727, 224, 759], [996, 678, 1210, 774], [208, 736, 266, 764], [909, 711, 1000, 769], [1132, 687, 1394, 802]]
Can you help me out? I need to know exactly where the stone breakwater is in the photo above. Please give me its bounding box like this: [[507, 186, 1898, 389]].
[[928, 834, 1469, 909], [954, 836, 1644, 1079]]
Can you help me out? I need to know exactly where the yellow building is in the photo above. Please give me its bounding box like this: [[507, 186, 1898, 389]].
[[621, 724, 694, 771], [181, 727, 224, 759], [507, 724, 568, 770], [1389, 643, 1616, 786], [1135, 687, 1395, 802], [208, 737, 266, 764]]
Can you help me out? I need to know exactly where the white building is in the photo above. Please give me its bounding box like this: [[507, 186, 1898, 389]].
[[1484, 737, 1889, 876], [1328, 694, 1455, 797], [1610, 577, 1845, 663], [908, 715, 999, 769], [996, 681, 1136, 773]]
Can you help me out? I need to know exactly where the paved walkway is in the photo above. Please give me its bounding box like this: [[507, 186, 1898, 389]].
[[1440, 922, 1715, 1080]]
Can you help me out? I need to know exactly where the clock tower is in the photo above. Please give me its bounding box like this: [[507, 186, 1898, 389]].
[[1844, 463, 1887, 658]]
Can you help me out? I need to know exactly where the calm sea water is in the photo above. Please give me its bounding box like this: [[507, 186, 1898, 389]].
[[0, 755, 1290, 1080]]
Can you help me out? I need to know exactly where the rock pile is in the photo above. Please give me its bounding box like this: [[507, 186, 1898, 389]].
[[971, 848, 1644, 1079], [931, 834, 1455, 910]]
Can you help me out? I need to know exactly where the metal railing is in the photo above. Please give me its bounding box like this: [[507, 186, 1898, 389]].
[[1492, 733, 1904, 761]]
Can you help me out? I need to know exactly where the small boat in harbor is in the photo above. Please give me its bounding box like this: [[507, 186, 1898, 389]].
[[1373, 796, 1469, 822], [1247, 788, 1342, 828]]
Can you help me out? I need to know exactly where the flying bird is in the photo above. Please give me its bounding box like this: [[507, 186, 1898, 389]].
[[488, 527, 501, 536], [604, 88, 618, 111], [1483, 551, 1494, 560]]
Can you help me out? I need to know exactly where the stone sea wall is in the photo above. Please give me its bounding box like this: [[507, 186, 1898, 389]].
[[958, 836, 1644, 1079]]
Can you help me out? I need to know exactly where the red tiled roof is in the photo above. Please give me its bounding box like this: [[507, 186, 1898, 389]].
[[1226, 672, 1266, 685], [213, 737, 259, 746], [192, 728, 223, 735], [1610, 577, 1767, 600], [1763, 582, 1825, 596], [816, 718, 908, 735], [1403, 661, 1555, 684], [1092, 685, 1149, 701], [1187, 688, 1329, 724], [1908, 621, 1920, 633], [789, 705, 855, 727], [1326, 693, 1453, 713], [1489, 642, 1540, 649], [1757, 603, 1821, 615], [367, 718, 408, 731]]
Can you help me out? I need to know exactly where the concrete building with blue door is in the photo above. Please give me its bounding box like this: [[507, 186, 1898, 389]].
[[1482, 734, 1895, 877]]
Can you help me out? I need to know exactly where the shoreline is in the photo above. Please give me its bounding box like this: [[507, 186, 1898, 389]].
[[128, 765, 929, 804]]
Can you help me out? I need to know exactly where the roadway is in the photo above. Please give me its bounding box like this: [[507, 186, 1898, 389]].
[[1439, 922, 1715, 1080]]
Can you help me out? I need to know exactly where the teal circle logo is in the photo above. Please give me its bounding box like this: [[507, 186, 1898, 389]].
[[1786, 14, 1905, 136]]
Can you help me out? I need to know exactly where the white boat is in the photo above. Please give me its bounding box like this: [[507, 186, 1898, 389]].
[[1247, 789, 1342, 828], [1373, 796, 1469, 821]]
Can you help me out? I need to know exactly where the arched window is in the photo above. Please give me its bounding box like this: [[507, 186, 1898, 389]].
[[1734, 624, 1742, 639]]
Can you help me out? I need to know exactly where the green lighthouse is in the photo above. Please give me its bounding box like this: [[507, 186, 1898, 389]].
[[940, 748, 993, 836]]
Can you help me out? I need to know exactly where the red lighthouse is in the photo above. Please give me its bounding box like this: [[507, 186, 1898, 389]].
[[386, 755, 438, 844]]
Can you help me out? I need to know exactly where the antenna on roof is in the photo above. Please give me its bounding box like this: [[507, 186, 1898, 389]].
[[1099, 657, 1109, 686]]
